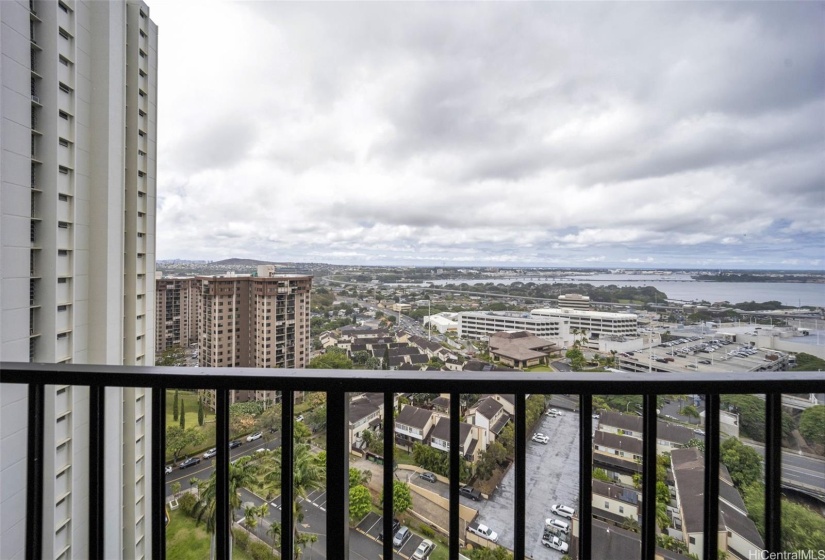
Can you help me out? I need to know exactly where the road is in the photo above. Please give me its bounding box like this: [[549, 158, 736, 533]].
[[165, 433, 282, 498], [744, 440, 825, 496]]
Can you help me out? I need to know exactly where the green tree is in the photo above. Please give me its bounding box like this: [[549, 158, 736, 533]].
[[349, 468, 372, 488], [166, 426, 204, 463], [720, 438, 762, 488], [684, 438, 705, 453], [171, 481, 181, 498], [193, 455, 259, 560], [348, 485, 372, 521], [380, 480, 412, 516], [799, 405, 825, 447], [308, 347, 353, 369], [565, 347, 586, 371], [197, 398, 205, 427], [179, 400, 185, 429], [173, 389, 179, 422], [267, 521, 282, 553], [593, 468, 611, 483], [681, 405, 700, 424], [264, 444, 326, 558]]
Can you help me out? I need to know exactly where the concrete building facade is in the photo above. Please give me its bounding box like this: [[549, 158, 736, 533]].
[[1, 1, 158, 558], [155, 275, 198, 353], [196, 267, 312, 409], [532, 307, 639, 341], [458, 311, 573, 347]]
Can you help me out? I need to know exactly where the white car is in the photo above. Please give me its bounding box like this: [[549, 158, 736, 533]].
[[469, 523, 498, 542], [542, 535, 569, 552], [246, 431, 263, 442], [203, 448, 217, 459], [412, 538, 435, 559], [531, 433, 549, 444], [551, 504, 575, 519], [165, 465, 172, 475], [545, 517, 570, 534]]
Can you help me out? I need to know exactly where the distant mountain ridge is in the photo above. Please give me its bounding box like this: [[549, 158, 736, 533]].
[[210, 258, 279, 266]]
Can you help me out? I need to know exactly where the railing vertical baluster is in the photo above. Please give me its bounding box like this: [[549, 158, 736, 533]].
[[26, 383, 44, 560], [89, 385, 105, 558], [641, 393, 657, 560], [703, 394, 720, 560], [765, 392, 782, 553], [514, 392, 526, 560], [151, 386, 166, 560], [216, 388, 230, 560], [282, 390, 295, 559], [382, 391, 395, 560], [326, 384, 348, 555], [579, 393, 593, 560], [449, 391, 460, 559]]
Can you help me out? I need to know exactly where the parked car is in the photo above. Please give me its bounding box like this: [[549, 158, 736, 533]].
[[551, 504, 575, 519], [203, 448, 217, 459], [419, 471, 437, 483], [548, 408, 560, 416], [531, 433, 550, 444], [165, 465, 172, 475], [459, 486, 482, 501], [378, 518, 400, 542], [541, 535, 569, 552], [545, 517, 570, 534], [468, 523, 498, 543], [246, 431, 263, 442], [178, 457, 201, 469], [412, 539, 435, 559], [229, 440, 242, 449], [296, 415, 304, 422], [392, 526, 411, 548]]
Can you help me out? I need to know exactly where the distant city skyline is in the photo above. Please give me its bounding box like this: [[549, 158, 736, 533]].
[[152, 2, 824, 270]]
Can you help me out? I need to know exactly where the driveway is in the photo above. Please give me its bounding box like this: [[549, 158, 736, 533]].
[[474, 410, 580, 559]]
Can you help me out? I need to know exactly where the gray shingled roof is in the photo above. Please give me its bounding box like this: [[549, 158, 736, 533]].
[[474, 396, 503, 420], [670, 448, 764, 549], [594, 430, 644, 455], [396, 405, 434, 430], [430, 419, 472, 443]]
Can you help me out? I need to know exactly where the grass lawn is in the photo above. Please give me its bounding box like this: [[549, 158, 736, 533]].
[[524, 365, 553, 372], [166, 390, 216, 461], [166, 509, 255, 560], [393, 446, 415, 466]]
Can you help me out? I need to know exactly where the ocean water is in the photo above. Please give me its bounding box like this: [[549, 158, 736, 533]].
[[430, 273, 825, 308]]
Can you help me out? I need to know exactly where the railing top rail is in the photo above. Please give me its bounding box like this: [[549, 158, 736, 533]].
[[2, 361, 823, 394]]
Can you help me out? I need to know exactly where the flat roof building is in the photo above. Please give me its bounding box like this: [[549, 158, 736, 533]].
[[458, 311, 573, 347], [531, 307, 639, 340]]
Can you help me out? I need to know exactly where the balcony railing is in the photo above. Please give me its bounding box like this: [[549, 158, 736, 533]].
[[0, 362, 821, 560]]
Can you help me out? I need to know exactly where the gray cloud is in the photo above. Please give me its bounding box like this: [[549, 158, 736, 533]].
[[151, 1, 824, 269]]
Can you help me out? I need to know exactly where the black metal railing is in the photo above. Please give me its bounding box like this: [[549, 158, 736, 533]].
[[1, 362, 821, 560]]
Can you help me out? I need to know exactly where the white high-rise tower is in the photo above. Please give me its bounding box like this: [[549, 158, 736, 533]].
[[1, 0, 158, 557]]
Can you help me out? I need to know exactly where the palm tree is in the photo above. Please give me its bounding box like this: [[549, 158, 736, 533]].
[[264, 443, 326, 559], [190, 476, 200, 498], [193, 456, 259, 560], [267, 521, 282, 553]]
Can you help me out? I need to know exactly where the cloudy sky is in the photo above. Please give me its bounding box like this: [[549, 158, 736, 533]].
[[151, 2, 824, 269]]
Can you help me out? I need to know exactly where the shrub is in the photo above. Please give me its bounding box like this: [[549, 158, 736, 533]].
[[249, 540, 276, 560], [420, 525, 436, 538], [177, 492, 197, 516]]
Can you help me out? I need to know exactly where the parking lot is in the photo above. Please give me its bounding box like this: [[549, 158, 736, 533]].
[[356, 512, 432, 559], [474, 408, 580, 559]]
